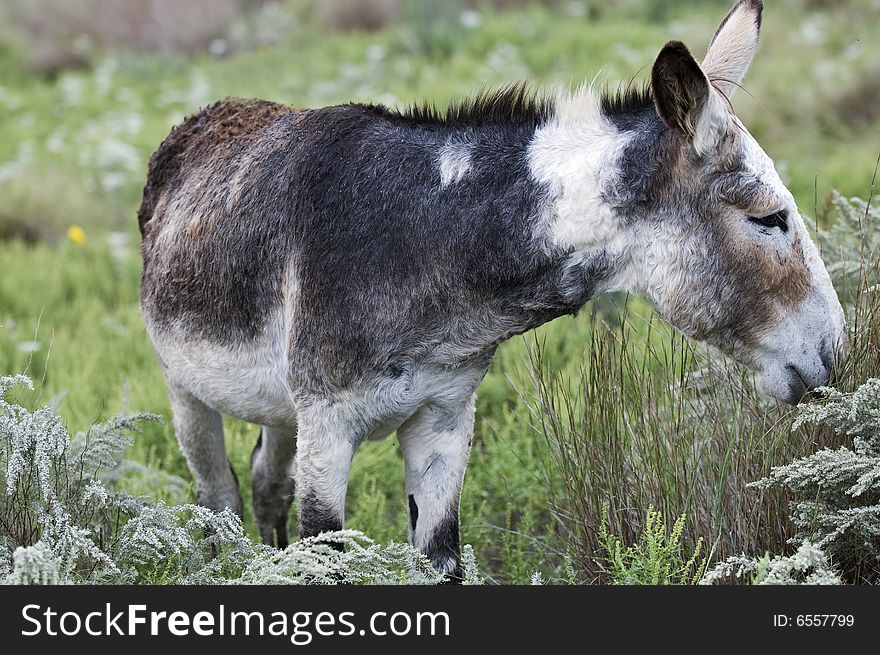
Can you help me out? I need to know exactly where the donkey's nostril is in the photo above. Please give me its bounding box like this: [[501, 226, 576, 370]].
[[819, 340, 834, 374], [784, 364, 809, 404], [818, 334, 847, 388], [817, 365, 832, 388]]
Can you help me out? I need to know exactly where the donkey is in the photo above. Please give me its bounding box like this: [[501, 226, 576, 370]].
[[138, 0, 845, 578]]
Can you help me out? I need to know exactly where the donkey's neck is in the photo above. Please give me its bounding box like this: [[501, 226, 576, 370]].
[[526, 90, 638, 299], [427, 92, 646, 365]]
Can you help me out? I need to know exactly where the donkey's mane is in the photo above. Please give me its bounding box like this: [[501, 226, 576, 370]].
[[366, 80, 658, 129], [368, 82, 554, 128], [600, 81, 654, 117]]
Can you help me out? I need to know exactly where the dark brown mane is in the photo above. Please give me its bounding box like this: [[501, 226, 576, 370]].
[[366, 82, 554, 128], [600, 81, 654, 117]]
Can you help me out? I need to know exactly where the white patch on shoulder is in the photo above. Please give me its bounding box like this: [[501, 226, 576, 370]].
[[438, 142, 472, 188], [528, 87, 629, 254]]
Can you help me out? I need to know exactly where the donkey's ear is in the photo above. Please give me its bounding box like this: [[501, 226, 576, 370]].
[[651, 41, 727, 156], [702, 0, 763, 98]]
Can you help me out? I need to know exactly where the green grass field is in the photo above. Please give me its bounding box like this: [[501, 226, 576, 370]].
[[1, 0, 879, 583]]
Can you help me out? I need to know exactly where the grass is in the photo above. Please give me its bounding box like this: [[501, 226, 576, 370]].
[[1, 0, 879, 583], [524, 270, 880, 582]]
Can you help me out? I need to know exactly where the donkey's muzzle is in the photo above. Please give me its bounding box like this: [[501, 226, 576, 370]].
[[784, 358, 834, 405]]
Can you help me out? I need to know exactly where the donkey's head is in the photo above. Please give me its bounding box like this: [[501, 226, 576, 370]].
[[611, 0, 845, 403]]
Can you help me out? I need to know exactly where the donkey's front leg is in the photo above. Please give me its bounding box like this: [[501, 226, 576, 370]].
[[398, 394, 476, 580], [294, 404, 358, 540]]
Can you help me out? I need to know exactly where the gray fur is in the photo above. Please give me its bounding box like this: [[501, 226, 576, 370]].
[[165, 378, 243, 518]]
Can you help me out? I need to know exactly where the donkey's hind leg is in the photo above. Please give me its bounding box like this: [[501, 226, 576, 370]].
[[251, 424, 297, 548], [166, 380, 243, 517]]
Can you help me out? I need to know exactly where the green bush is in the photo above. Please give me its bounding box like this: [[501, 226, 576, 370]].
[[598, 504, 705, 585]]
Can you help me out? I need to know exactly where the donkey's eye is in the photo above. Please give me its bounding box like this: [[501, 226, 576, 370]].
[[747, 209, 789, 233]]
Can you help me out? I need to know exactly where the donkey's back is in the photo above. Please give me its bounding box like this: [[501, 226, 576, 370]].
[[140, 94, 561, 397]]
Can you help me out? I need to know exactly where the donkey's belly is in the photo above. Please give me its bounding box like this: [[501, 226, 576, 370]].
[[148, 313, 298, 428]]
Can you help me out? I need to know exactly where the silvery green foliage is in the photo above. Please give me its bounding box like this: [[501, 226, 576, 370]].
[[700, 540, 842, 585], [3, 542, 61, 585], [235, 531, 444, 585], [816, 191, 880, 280], [699, 553, 760, 584], [815, 192, 880, 296], [2, 375, 480, 585], [37, 498, 121, 581], [0, 374, 249, 584], [115, 502, 256, 584], [1, 375, 158, 581], [757, 542, 843, 585], [0, 538, 8, 578], [1, 375, 68, 500], [461, 544, 483, 585], [749, 379, 880, 581]]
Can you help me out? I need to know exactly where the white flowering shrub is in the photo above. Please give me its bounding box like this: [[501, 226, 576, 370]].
[[0, 373, 244, 584], [746, 379, 880, 583], [700, 540, 842, 585], [236, 531, 445, 585], [815, 192, 880, 298], [1, 375, 482, 585], [704, 377, 880, 584], [0, 374, 151, 581], [461, 544, 484, 585], [5, 542, 61, 585]]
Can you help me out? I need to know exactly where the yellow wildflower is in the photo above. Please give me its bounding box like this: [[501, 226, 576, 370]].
[[67, 225, 86, 246]]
